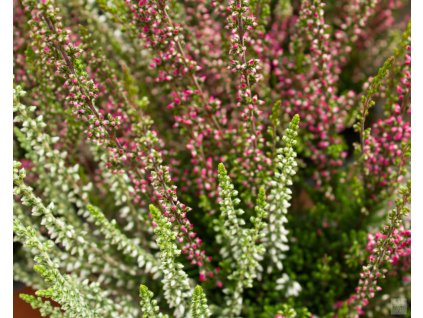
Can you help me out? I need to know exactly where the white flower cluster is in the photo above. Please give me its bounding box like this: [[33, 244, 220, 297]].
[[149, 205, 193, 318], [139, 284, 170, 318], [275, 273, 302, 297], [87, 205, 160, 275], [263, 114, 300, 273], [14, 86, 91, 223], [13, 217, 123, 318], [13, 87, 158, 292], [217, 163, 267, 317], [13, 162, 145, 317]]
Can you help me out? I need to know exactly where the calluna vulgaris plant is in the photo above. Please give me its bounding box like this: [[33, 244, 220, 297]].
[[13, 0, 411, 317]]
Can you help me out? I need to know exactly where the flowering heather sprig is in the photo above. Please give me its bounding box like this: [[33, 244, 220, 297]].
[[86, 205, 160, 274], [139, 285, 169, 318], [356, 26, 411, 203], [148, 204, 192, 318], [392, 24, 412, 111], [356, 56, 396, 157], [13, 162, 151, 293], [342, 182, 411, 317], [226, 0, 269, 184], [263, 114, 299, 272], [14, 85, 91, 221], [13, 217, 126, 318], [330, 0, 380, 64], [268, 0, 355, 189], [217, 163, 267, 316], [361, 116, 410, 200], [227, 0, 261, 86], [191, 285, 211, 318], [147, 147, 218, 279], [19, 294, 64, 318], [216, 162, 247, 260], [365, 227, 411, 272], [23, 0, 121, 147], [226, 0, 263, 144]]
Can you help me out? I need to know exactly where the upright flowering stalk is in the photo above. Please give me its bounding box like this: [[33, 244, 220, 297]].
[[190, 285, 211, 318], [263, 114, 299, 273], [226, 0, 270, 189], [356, 24, 411, 206], [341, 182, 411, 318], [139, 285, 169, 318], [217, 163, 267, 317], [148, 205, 192, 318]]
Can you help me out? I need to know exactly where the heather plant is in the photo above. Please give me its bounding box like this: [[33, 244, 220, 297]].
[[13, 0, 411, 317]]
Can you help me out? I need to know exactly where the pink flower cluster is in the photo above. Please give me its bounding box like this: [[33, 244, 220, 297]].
[[263, 0, 408, 192], [225, 0, 270, 188], [363, 43, 411, 199], [148, 152, 221, 284], [335, 226, 411, 317], [363, 113, 410, 194], [366, 228, 411, 270], [265, 0, 356, 188], [125, 0, 227, 200]]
